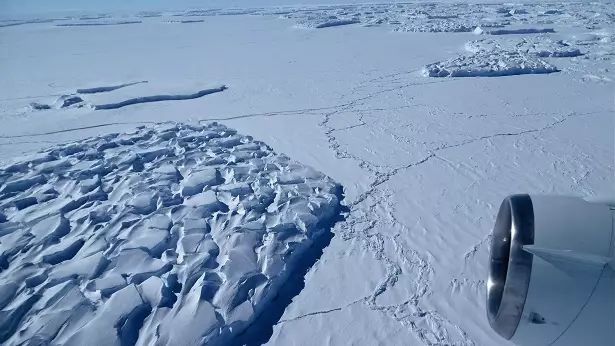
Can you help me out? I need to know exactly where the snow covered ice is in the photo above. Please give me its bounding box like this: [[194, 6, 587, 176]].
[[0, 0, 614, 345]]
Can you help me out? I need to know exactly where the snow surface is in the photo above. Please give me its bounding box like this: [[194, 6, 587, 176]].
[[0, 1, 614, 345], [0, 122, 341, 345]]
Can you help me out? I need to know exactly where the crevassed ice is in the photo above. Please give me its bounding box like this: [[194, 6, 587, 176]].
[[0, 122, 342, 345]]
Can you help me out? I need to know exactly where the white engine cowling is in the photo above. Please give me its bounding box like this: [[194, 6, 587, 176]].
[[487, 195, 615, 345]]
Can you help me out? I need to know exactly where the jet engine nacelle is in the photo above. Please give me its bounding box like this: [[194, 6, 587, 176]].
[[487, 195, 614, 345]]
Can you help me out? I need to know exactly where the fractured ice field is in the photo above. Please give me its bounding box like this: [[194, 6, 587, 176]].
[[0, 122, 342, 345], [0, 1, 614, 345]]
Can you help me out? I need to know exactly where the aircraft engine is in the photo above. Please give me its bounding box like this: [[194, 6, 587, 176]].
[[487, 194, 614, 345]]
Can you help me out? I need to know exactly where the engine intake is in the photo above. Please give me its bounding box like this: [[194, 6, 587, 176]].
[[487, 195, 614, 345]]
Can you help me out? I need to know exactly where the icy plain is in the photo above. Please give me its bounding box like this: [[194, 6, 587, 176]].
[[0, 1, 614, 345]]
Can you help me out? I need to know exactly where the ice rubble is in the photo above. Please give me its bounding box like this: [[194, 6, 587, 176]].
[[423, 28, 594, 78], [293, 17, 360, 29], [465, 37, 583, 58], [423, 51, 559, 77], [3, 2, 614, 35], [424, 35, 582, 78], [0, 122, 342, 345], [474, 27, 555, 35], [270, 2, 614, 32]]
